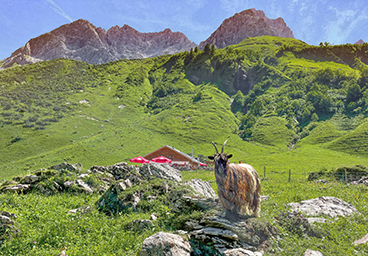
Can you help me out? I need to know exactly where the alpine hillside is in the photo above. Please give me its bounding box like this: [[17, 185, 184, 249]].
[[1, 35, 368, 179]]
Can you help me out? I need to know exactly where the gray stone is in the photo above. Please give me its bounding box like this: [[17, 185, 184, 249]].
[[307, 217, 331, 224], [139, 164, 182, 182], [191, 227, 238, 241], [76, 180, 93, 193], [287, 196, 360, 218], [140, 232, 191, 256], [224, 248, 263, 256], [0, 211, 16, 219], [63, 180, 75, 187], [48, 162, 82, 172], [185, 178, 217, 198], [91, 162, 140, 181], [185, 220, 204, 230], [20, 175, 39, 184], [353, 233, 368, 245], [200, 216, 276, 247], [68, 206, 92, 214], [260, 195, 270, 201], [351, 176, 368, 185], [303, 249, 324, 256], [151, 213, 158, 221], [180, 195, 220, 211], [0, 216, 14, 225], [3, 184, 31, 192], [78, 173, 90, 179]]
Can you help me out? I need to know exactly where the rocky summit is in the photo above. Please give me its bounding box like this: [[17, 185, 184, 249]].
[[199, 8, 294, 49], [2, 19, 197, 68]]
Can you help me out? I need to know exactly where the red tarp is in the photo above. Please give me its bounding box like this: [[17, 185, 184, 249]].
[[129, 156, 150, 163], [151, 156, 172, 163]]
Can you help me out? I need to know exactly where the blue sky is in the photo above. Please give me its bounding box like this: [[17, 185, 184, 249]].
[[0, 0, 367, 60]]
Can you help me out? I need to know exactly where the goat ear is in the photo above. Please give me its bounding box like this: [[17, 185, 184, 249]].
[[227, 154, 233, 159], [208, 156, 214, 160]]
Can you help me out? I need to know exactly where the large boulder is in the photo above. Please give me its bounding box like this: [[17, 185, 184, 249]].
[[96, 178, 196, 215], [286, 196, 360, 218], [188, 215, 276, 254], [140, 164, 182, 182], [185, 178, 216, 198], [139, 232, 191, 256]]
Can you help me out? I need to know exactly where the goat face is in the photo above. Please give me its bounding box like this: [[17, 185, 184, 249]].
[[208, 140, 232, 175]]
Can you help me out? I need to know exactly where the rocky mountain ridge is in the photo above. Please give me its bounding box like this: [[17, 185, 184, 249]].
[[199, 8, 294, 49], [2, 19, 197, 68], [2, 8, 295, 68]]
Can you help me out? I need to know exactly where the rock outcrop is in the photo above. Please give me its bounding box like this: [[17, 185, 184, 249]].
[[3, 19, 197, 68], [199, 8, 294, 49], [0, 162, 111, 195], [286, 196, 360, 218], [139, 232, 192, 256]]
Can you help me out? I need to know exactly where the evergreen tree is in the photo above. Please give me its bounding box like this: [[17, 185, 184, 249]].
[[210, 44, 216, 54], [204, 43, 211, 54]]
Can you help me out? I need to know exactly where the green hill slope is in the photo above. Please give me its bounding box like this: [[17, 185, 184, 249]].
[[326, 120, 368, 155], [1, 36, 368, 179]]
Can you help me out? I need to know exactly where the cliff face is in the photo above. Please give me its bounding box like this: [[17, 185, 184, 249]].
[[3, 19, 197, 68], [199, 8, 294, 49]]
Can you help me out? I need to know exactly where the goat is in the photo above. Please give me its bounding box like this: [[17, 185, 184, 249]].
[[208, 140, 261, 220]]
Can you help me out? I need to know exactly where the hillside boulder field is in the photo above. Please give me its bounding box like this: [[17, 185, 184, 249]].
[[1, 160, 368, 254]]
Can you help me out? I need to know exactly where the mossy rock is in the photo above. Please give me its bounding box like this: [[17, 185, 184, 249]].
[[96, 178, 202, 215]]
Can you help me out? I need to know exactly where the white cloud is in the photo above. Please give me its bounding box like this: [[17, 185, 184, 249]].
[[45, 0, 73, 22], [219, 0, 250, 16], [324, 6, 368, 44]]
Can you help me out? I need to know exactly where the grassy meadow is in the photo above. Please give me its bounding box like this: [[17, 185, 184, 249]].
[[1, 168, 368, 255]]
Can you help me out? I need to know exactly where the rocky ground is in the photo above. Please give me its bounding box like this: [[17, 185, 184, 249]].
[[1, 161, 368, 255]]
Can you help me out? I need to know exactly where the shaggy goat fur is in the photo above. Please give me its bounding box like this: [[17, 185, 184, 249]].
[[209, 141, 261, 219]]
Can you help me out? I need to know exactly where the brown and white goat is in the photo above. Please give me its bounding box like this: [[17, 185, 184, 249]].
[[208, 140, 261, 220]]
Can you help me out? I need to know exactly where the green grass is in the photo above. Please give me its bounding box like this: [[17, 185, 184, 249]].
[[250, 116, 296, 150], [326, 120, 368, 155], [300, 121, 345, 145], [0, 193, 159, 255], [1, 166, 368, 255]]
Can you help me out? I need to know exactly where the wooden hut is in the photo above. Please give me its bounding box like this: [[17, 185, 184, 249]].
[[144, 145, 200, 167]]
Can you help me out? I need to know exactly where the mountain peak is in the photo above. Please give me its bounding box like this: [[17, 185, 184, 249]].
[[199, 8, 294, 49], [3, 20, 196, 67], [354, 39, 365, 44]]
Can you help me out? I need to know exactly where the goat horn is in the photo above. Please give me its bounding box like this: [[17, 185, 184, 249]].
[[221, 140, 228, 153], [211, 141, 219, 154]]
